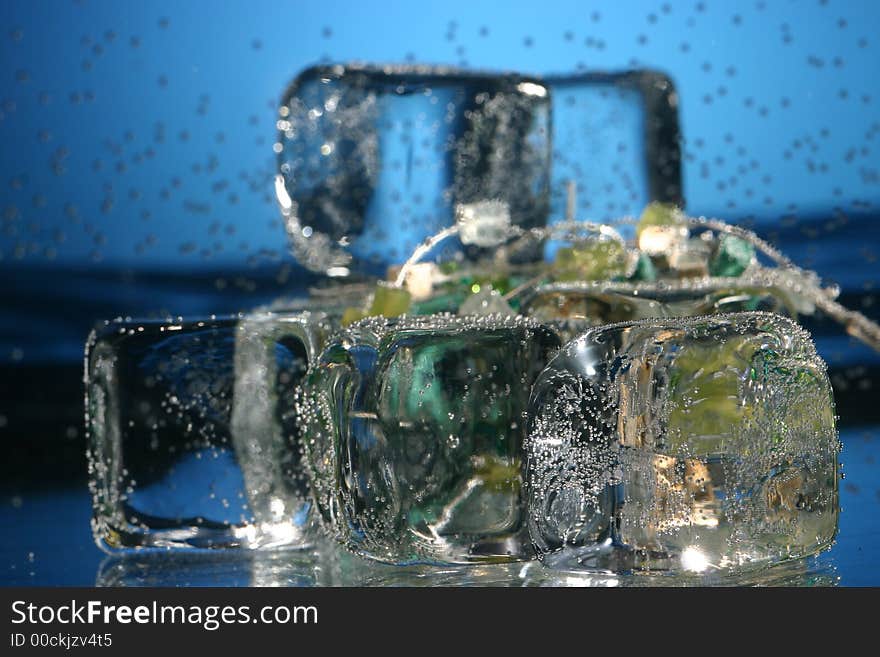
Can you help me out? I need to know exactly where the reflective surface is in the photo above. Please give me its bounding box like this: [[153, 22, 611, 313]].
[[1, 425, 877, 585], [92, 538, 841, 587]]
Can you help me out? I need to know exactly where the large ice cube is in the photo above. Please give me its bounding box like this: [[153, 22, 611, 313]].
[[298, 315, 561, 564], [276, 64, 552, 277], [86, 312, 325, 551], [526, 312, 839, 574]]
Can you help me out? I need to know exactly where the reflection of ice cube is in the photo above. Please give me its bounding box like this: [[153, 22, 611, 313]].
[[298, 315, 560, 564], [86, 313, 324, 551], [95, 548, 329, 587], [277, 64, 551, 277], [526, 312, 839, 574]]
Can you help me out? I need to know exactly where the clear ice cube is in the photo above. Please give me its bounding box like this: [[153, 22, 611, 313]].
[[526, 312, 839, 574], [276, 64, 552, 277], [86, 313, 325, 551], [298, 314, 561, 564]]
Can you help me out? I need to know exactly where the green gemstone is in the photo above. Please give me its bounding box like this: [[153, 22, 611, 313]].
[[709, 234, 756, 277], [636, 201, 685, 236], [369, 283, 412, 317], [341, 307, 368, 327], [552, 239, 629, 281], [630, 252, 658, 282], [340, 283, 412, 326]]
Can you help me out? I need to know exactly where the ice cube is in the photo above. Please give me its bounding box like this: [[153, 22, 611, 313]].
[[526, 312, 839, 574], [277, 64, 551, 277], [297, 314, 561, 564], [86, 313, 325, 551]]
